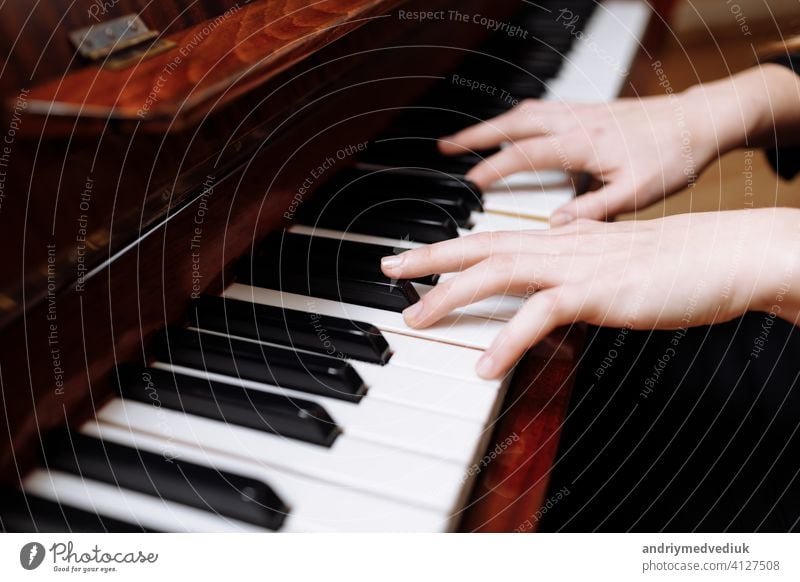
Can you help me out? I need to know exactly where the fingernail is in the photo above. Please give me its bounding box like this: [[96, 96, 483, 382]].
[[550, 212, 573, 226], [381, 255, 404, 270], [402, 301, 424, 324], [476, 353, 497, 379]]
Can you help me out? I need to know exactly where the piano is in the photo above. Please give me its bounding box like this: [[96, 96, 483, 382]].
[[0, 0, 653, 532]]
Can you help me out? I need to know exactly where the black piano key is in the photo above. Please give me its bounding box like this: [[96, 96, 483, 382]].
[[154, 327, 367, 403], [0, 489, 151, 532], [115, 365, 341, 447], [361, 139, 481, 175], [189, 295, 392, 365], [244, 266, 420, 313], [345, 167, 484, 210], [299, 201, 460, 244], [251, 231, 438, 287], [315, 174, 474, 227], [43, 431, 288, 531]]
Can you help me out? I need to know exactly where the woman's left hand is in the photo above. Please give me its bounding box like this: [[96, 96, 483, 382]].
[[381, 209, 800, 379]]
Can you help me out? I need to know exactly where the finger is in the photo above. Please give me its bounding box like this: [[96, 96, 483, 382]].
[[402, 254, 561, 328], [476, 288, 582, 379], [466, 138, 577, 190], [381, 231, 534, 279], [550, 183, 635, 226], [438, 104, 557, 154]]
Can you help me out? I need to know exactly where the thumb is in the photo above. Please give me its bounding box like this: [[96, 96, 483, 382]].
[[550, 183, 634, 226]]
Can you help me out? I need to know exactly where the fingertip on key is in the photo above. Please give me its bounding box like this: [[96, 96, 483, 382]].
[[381, 254, 404, 273], [550, 211, 574, 227], [402, 301, 424, 327], [476, 353, 498, 379]]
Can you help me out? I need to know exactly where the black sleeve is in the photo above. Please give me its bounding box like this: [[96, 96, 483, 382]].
[[764, 53, 800, 180]]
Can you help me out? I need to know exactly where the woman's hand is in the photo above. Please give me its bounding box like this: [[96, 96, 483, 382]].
[[439, 66, 797, 225], [381, 208, 800, 379]]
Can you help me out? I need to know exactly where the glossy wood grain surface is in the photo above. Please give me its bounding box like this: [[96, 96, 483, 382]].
[[20, 0, 404, 133], [459, 334, 582, 532]]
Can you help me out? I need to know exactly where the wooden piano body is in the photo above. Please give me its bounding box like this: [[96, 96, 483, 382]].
[[0, 0, 654, 531]]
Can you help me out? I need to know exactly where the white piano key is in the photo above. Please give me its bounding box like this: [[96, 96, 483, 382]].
[[184, 326, 502, 423], [470, 211, 548, 233], [23, 469, 267, 533], [545, 0, 651, 102], [224, 283, 504, 351], [289, 224, 421, 250], [95, 398, 468, 513], [151, 360, 488, 464], [483, 175, 576, 220], [81, 421, 452, 532], [349, 359, 501, 424], [380, 331, 490, 382], [495, 170, 571, 188], [413, 281, 524, 322]]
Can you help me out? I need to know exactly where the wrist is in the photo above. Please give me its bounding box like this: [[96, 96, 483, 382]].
[[681, 74, 762, 156]]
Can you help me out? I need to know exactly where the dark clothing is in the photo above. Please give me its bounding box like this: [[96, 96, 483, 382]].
[[542, 54, 800, 532], [541, 315, 800, 532]]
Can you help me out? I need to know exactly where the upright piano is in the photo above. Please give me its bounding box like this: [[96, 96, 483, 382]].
[[0, 0, 652, 532]]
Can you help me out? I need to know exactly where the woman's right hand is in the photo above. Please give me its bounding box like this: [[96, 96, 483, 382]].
[[439, 66, 787, 225]]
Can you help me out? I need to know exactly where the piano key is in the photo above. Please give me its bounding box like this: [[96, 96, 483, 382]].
[[288, 214, 537, 322], [23, 470, 268, 533], [308, 189, 473, 228], [43, 430, 289, 531], [242, 235, 426, 312], [330, 167, 483, 211], [115, 365, 341, 447], [154, 327, 367, 403], [253, 231, 438, 286], [292, 211, 548, 257], [361, 139, 481, 175], [290, 224, 422, 250], [296, 200, 549, 244], [344, 360, 501, 424], [302, 190, 472, 230], [469, 211, 548, 233], [194, 289, 497, 385], [161, 329, 500, 425], [82, 421, 453, 532], [152, 359, 487, 464], [94, 398, 468, 513], [224, 283, 504, 351], [0, 488, 149, 533], [189, 295, 392, 365], [299, 202, 461, 244], [544, 0, 651, 102], [483, 172, 579, 219], [412, 281, 524, 322], [379, 331, 492, 383], [240, 253, 420, 313], [353, 165, 484, 210]]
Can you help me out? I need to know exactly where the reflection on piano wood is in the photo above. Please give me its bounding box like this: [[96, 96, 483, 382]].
[[0, 0, 652, 532]]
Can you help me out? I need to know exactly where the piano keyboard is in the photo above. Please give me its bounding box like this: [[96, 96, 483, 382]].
[[2, 0, 650, 533]]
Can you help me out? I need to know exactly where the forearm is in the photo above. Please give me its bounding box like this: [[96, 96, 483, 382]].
[[681, 64, 800, 154]]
